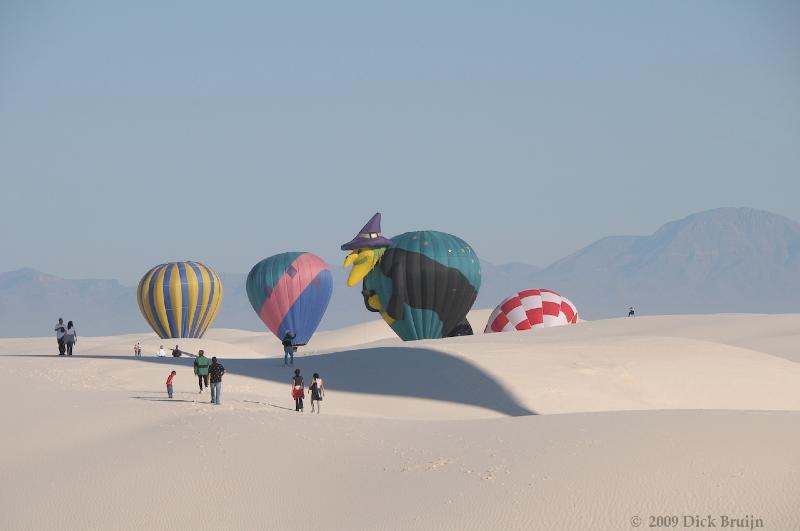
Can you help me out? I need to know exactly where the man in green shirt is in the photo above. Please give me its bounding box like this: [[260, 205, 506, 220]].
[[193, 350, 210, 393]]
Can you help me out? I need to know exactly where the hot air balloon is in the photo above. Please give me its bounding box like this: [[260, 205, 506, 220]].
[[485, 289, 578, 333], [341, 214, 481, 341], [246, 252, 333, 346], [136, 261, 223, 339]]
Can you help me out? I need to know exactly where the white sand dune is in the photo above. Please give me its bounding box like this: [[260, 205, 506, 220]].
[[1, 313, 799, 530]]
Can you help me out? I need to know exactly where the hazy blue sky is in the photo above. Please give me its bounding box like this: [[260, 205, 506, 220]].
[[1, 1, 798, 284]]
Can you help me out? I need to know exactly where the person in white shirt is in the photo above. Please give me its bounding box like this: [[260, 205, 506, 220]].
[[310, 373, 325, 414], [54, 318, 67, 356], [157, 345, 167, 357], [63, 321, 77, 356]]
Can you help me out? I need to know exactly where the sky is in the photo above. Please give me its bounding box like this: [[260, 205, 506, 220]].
[[1, 0, 798, 284]]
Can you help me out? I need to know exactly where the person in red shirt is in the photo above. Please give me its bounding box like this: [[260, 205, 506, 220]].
[[166, 370, 176, 399]]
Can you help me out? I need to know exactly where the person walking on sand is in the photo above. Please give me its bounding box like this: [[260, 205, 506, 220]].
[[194, 350, 210, 393], [309, 372, 324, 414], [54, 318, 67, 356], [134, 342, 142, 357], [157, 345, 167, 357], [282, 330, 296, 366], [291, 368, 304, 412], [208, 357, 225, 405], [63, 321, 77, 356], [166, 370, 176, 399], [628, 306, 635, 317]]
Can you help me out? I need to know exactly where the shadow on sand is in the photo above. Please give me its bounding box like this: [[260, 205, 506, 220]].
[[131, 396, 197, 403], [48, 347, 536, 416]]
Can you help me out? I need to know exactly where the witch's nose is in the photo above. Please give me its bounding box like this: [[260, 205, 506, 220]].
[[343, 253, 359, 268]]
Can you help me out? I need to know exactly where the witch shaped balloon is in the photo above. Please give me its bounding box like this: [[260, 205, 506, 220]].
[[341, 213, 481, 341]]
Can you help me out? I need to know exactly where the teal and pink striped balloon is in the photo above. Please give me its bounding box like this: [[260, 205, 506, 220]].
[[246, 252, 333, 346]]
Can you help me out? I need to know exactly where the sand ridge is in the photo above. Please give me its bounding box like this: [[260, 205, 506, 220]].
[[1, 313, 799, 529]]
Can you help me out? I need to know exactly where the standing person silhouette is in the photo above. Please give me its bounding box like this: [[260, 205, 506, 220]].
[[282, 330, 296, 366], [194, 350, 210, 393], [628, 307, 635, 317], [309, 373, 324, 414], [208, 357, 225, 405], [166, 370, 176, 399], [63, 321, 77, 356], [54, 318, 66, 356], [291, 369, 304, 412]]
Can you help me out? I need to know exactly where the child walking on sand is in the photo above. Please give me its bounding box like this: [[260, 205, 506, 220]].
[[166, 370, 176, 398]]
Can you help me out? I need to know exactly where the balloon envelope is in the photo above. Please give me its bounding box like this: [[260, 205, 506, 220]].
[[364, 231, 481, 341], [246, 252, 333, 346], [485, 289, 578, 333], [137, 261, 223, 339]]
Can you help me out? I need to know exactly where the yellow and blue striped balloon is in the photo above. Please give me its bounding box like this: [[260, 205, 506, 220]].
[[136, 261, 223, 339]]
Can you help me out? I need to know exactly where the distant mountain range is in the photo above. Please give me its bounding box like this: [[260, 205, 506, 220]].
[[0, 268, 137, 337], [2, 207, 798, 337], [528, 207, 800, 317]]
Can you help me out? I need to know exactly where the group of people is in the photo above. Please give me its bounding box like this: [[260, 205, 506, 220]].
[[291, 368, 324, 413], [127, 326, 325, 412], [161, 349, 325, 413], [149, 344, 182, 357], [163, 350, 226, 404], [54, 318, 78, 356], [282, 331, 325, 413], [192, 350, 226, 404]]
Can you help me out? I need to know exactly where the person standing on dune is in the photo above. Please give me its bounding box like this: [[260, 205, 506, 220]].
[[208, 357, 225, 405], [63, 321, 77, 356], [282, 330, 296, 366], [166, 370, 176, 399], [54, 318, 66, 356], [309, 372, 324, 414], [194, 350, 210, 393], [291, 368, 304, 412]]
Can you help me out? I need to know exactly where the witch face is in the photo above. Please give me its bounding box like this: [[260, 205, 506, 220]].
[[343, 247, 385, 287], [341, 213, 393, 287]]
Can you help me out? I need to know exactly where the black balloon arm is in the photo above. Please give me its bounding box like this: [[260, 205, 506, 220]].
[[385, 260, 408, 321], [360, 280, 381, 313]]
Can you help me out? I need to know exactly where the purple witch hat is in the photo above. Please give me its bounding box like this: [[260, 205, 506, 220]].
[[341, 213, 394, 251]]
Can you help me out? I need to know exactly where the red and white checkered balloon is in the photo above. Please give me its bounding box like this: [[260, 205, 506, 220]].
[[484, 289, 578, 333]]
